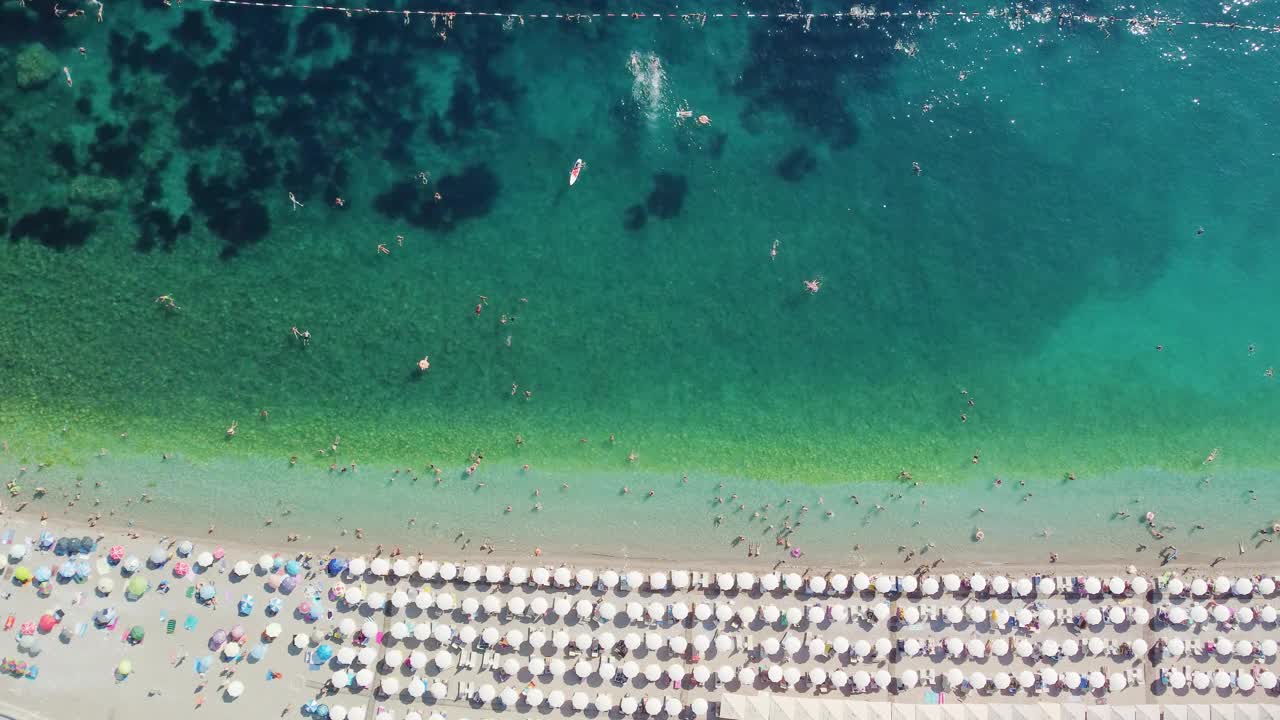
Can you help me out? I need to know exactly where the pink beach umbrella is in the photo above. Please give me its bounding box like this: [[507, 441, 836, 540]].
[[213, 547, 226, 561], [108, 546, 125, 562], [173, 562, 191, 578], [229, 625, 246, 642], [299, 601, 312, 617]]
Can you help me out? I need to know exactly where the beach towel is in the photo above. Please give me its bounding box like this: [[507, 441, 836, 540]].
[[167, 620, 176, 634], [924, 690, 940, 704], [75, 622, 87, 637], [1, 530, 13, 544], [183, 615, 197, 631]]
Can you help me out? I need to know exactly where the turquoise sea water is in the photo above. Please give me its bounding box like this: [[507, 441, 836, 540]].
[[1, 1, 1279, 563]]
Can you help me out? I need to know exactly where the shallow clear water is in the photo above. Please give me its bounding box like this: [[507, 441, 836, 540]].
[[1, 1, 1279, 563]]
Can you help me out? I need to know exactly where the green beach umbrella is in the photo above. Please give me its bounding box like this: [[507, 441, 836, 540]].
[[126, 576, 148, 597], [13, 566, 32, 583], [129, 626, 145, 643]]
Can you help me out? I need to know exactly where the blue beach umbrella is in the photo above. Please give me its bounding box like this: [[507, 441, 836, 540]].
[[80, 536, 96, 554], [315, 705, 330, 718], [272, 557, 284, 571], [199, 584, 217, 601], [194, 655, 214, 674], [75, 561, 91, 580], [314, 644, 333, 662], [38, 531, 54, 550], [94, 607, 117, 626], [34, 566, 52, 583], [326, 558, 347, 576], [284, 560, 302, 577], [249, 643, 268, 661], [266, 598, 283, 615], [308, 603, 323, 621], [58, 564, 76, 580]]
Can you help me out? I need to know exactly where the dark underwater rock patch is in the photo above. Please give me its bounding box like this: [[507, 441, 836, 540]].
[[374, 164, 500, 232], [776, 147, 818, 182], [10, 207, 95, 251], [645, 173, 687, 220]]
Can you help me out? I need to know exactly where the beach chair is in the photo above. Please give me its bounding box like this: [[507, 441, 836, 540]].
[[167, 619, 176, 634]]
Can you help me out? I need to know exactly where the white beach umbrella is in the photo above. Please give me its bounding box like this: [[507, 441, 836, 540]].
[[1190, 604, 1208, 623], [227, 680, 245, 698], [1037, 577, 1057, 596], [461, 565, 482, 584], [528, 596, 548, 617], [1061, 638, 1079, 657], [588, 601, 613, 621], [1259, 577, 1276, 595], [1132, 576, 1149, 594], [738, 667, 757, 685], [758, 604, 777, 623], [1064, 671, 1082, 689], [1190, 577, 1209, 596], [621, 660, 639, 679], [1237, 606, 1255, 624], [642, 698, 660, 715], [1238, 672, 1256, 691], [530, 567, 549, 586], [784, 606, 804, 625], [389, 622, 408, 641], [479, 594, 501, 614], [898, 637, 919, 656], [432, 651, 453, 669], [809, 667, 828, 685], [872, 602, 890, 621], [902, 606, 920, 625], [967, 605, 985, 624], [758, 573, 778, 592], [806, 637, 825, 657], [1041, 639, 1059, 657], [332, 669, 353, 688], [1014, 577, 1033, 596], [1108, 606, 1126, 624], [528, 657, 546, 676], [716, 664, 735, 683], [1108, 576, 1126, 595], [807, 605, 825, 624], [967, 638, 986, 657], [969, 671, 988, 689], [428, 682, 447, 700], [666, 663, 685, 681], [434, 592, 454, 611], [1132, 638, 1149, 657], [462, 597, 481, 616], [550, 594, 570, 617], [1261, 605, 1277, 623], [666, 698, 683, 716], [619, 696, 638, 715], [365, 592, 386, 610], [1236, 639, 1255, 657], [1215, 636, 1235, 655], [525, 687, 544, 707], [1108, 672, 1126, 691], [551, 566, 570, 587], [1192, 671, 1211, 690], [1214, 670, 1232, 689], [939, 573, 958, 592], [1132, 606, 1150, 624], [1018, 670, 1036, 688], [808, 575, 826, 594], [668, 636, 688, 655], [1015, 608, 1033, 627], [1261, 638, 1277, 656], [782, 635, 802, 654], [357, 647, 377, 666], [899, 669, 918, 689], [595, 693, 614, 713], [901, 575, 918, 593], [991, 576, 1010, 594], [336, 647, 356, 666], [715, 572, 734, 591], [874, 575, 894, 594], [477, 684, 496, 703], [392, 559, 412, 578], [1087, 671, 1106, 690], [1213, 575, 1231, 594], [1167, 606, 1188, 624], [380, 677, 400, 696], [1015, 638, 1034, 658], [992, 672, 1011, 690], [367, 558, 388, 577], [944, 637, 963, 657], [1259, 671, 1277, 690], [547, 690, 566, 709], [383, 649, 404, 670], [1085, 607, 1103, 625], [644, 663, 662, 682], [390, 590, 409, 609], [1083, 576, 1102, 595], [1165, 576, 1185, 595], [574, 599, 593, 619], [354, 669, 374, 688], [505, 628, 524, 648], [849, 572, 868, 591], [1087, 637, 1106, 655], [650, 571, 668, 590], [406, 678, 426, 699], [785, 667, 804, 685], [875, 637, 892, 656], [944, 606, 963, 625], [412, 590, 432, 611], [969, 573, 987, 593], [624, 570, 644, 590], [784, 573, 803, 591], [1212, 603, 1231, 622], [920, 576, 939, 595]]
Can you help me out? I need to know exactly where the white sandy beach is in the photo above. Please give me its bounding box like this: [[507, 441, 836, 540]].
[[0, 515, 1275, 720]]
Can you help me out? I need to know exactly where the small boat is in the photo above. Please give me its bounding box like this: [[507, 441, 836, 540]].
[[569, 158, 585, 186]]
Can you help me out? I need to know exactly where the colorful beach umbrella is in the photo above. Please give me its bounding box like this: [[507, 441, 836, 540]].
[[126, 576, 148, 597], [285, 560, 302, 576], [108, 545, 125, 562], [129, 626, 145, 643]]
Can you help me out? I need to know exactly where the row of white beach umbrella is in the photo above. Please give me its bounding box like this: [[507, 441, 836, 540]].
[[1160, 636, 1279, 659], [1162, 603, 1279, 626], [338, 559, 1278, 599]]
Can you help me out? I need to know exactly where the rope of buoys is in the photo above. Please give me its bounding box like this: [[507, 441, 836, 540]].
[[190, 1, 1280, 34]]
